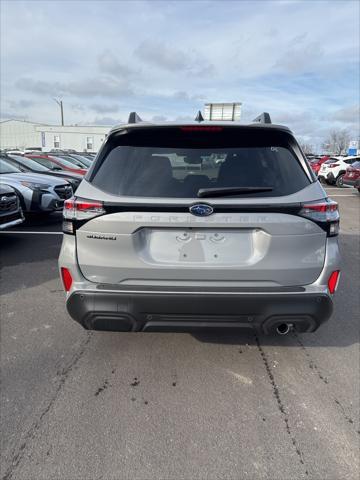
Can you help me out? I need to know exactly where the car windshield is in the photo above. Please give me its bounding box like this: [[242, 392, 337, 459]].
[[91, 128, 310, 198], [0, 158, 22, 174], [350, 161, 360, 169]]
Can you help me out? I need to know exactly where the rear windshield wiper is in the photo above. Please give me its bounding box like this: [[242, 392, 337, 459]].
[[197, 187, 273, 198]]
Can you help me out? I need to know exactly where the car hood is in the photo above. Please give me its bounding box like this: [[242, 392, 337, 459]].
[[0, 172, 68, 186], [42, 171, 83, 181]]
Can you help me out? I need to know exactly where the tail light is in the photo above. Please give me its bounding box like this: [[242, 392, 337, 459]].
[[328, 163, 339, 168], [63, 197, 105, 234], [299, 199, 339, 236], [60, 267, 73, 292], [328, 270, 340, 294]]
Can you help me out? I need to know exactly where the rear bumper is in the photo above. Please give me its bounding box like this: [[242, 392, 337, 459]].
[[66, 288, 333, 334]]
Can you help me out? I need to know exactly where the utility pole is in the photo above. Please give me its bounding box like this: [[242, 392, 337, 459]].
[[53, 98, 64, 126]]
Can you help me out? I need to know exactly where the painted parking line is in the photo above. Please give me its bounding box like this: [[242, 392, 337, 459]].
[[0, 231, 63, 235]]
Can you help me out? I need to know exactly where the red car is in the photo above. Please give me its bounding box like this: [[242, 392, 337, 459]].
[[26, 154, 87, 176], [343, 160, 360, 192], [309, 156, 329, 176]]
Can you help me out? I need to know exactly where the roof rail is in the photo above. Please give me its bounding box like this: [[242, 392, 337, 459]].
[[128, 112, 143, 124], [252, 112, 272, 124]]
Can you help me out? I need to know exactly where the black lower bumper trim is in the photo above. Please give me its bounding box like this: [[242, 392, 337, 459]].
[[66, 290, 333, 334]]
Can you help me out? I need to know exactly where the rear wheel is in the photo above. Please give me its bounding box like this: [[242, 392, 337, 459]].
[[335, 174, 345, 188], [325, 179, 333, 185]]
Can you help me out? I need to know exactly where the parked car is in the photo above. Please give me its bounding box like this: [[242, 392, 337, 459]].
[[318, 156, 359, 187], [0, 157, 73, 215], [0, 184, 24, 230], [6, 154, 82, 191], [309, 156, 329, 176], [26, 154, 87, 175], [50, 153, 92, 169], [342, 160, 360, 192], [59, 112, 340, 336]]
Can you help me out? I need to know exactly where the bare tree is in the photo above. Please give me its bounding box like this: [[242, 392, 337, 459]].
[[322, 129, 351, 155], [299, 142, 314, 155]]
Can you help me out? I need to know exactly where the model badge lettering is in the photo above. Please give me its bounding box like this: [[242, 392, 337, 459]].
[[86, 234, 116, 241]]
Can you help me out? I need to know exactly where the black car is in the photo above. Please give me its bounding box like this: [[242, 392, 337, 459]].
[[6, 155, 82, 191], [0, 183, 24, 230]]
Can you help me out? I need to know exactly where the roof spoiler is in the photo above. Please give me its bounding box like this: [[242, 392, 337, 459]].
[[128, 112, 143, 124], [252, 112, 272, 124]]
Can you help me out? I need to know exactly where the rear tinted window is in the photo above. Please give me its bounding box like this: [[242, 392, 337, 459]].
[[91, 128, 310, 198]]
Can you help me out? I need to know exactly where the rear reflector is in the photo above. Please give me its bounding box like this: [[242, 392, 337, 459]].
[[328, 270, 340, 294], [61, 267, 73, 292]]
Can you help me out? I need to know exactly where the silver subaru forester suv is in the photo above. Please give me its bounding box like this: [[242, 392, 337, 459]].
[[59, 112, 341, 335]]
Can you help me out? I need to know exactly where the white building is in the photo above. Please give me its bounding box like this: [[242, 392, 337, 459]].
[[0, 119, 112, 152]]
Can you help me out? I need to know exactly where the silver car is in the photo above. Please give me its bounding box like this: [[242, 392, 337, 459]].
[[0, 184, 24, 230], [0, 157, 73, 214], [59, 113, 341, 335]]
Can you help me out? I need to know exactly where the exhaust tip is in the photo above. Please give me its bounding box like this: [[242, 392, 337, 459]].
[[276, 323, 291, 335]]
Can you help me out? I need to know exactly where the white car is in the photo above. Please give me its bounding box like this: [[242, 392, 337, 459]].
[[318, 156, 360, 187]]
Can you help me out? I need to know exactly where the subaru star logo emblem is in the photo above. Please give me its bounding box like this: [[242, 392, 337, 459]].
[[189, 203, 214, 217]]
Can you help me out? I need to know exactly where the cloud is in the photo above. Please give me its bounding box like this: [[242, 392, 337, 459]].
[[274, 41, 324, 74], [172, 91, 206, 102], [0, 112, 29, 121], [88, 116, 123, 126], [90, 103, 120, 114], [151, 115, 167, 122], [134, 40, 215, 76], [16, 76, 133, 98], [7, 99, 35, 109], [329, 105, 360, 125], [2, 0, 358, 147], [97, 50, 136, 78]]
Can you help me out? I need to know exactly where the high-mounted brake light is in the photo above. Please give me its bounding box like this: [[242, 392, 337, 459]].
[[63, 197, 105, 234], [328, 270, 340, 294], [299, 200, 339, 236], [180, 126, 223, 132], [60, 267, 73, 292]]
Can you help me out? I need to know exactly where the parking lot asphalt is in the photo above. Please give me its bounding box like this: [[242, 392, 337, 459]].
[[1, 187, 359, 480]]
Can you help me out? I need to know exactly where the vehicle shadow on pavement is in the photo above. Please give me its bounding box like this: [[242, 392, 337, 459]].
[[0, 230, 62, 294]]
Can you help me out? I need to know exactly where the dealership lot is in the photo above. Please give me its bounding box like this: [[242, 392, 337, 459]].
[[0, 187, 359, 480]]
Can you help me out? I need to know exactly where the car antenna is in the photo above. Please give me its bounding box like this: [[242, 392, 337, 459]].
[[195, 110, 204, 123]]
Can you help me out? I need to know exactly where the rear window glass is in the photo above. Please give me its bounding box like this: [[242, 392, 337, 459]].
[[90, 128, 310, 198]]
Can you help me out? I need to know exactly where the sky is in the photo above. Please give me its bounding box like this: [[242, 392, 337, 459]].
[[1, 0, 359, 148]]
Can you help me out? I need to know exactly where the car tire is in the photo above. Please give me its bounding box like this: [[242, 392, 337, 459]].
[[335, 174, 345, 188], [325, 179, 333, 185]]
